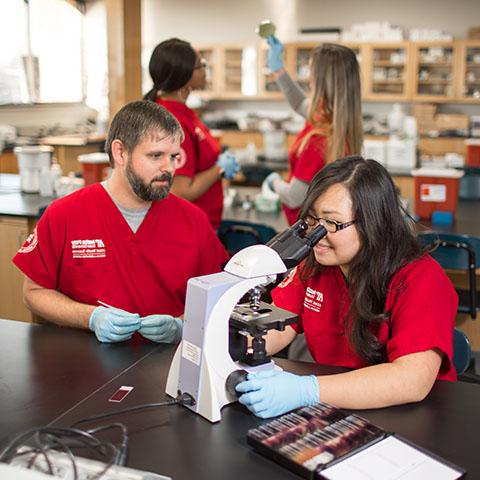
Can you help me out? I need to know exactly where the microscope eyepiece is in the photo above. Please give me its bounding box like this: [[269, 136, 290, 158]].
[[304, 224, 328, 246], [266, 220, 328, 269]]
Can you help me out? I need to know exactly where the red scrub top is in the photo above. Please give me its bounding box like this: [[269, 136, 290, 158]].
[[272, 255, 457, 381], [13, 184, 229, 320], [283, 124, 327, 225], [157, 98, 223, 230]]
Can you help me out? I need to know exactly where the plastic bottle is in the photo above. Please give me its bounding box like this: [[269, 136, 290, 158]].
[[39, 165, 54, 197], [245, 142, 257, 164], [50, 160, 62, 196], [387, 103, 405, 135], [242, 194, 253, 211]]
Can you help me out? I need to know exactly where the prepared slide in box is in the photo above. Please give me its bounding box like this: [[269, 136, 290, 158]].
[[247, 403, 465, 480]]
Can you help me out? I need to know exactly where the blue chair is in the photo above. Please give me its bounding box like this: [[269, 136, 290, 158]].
[[418, 232, 480, 319], [218, 220, 277, 256], [453, 327, 472, 375]]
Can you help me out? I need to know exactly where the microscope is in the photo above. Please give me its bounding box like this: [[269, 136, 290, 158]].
[[165, 220, 327, 422]]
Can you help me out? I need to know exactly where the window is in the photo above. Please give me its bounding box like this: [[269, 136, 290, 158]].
[[0, 0, 90, 105]]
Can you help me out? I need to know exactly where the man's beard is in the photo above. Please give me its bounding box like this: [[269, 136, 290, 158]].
[[126, 159, 172, 202]]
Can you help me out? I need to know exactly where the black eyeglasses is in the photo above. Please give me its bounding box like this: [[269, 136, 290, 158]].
[[304, 214, 356, 233], [194, 58, 208, 69]]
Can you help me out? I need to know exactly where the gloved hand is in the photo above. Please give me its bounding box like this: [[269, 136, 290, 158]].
[[236, 369, 319, 419], [216, 151, 240, 180], [138, 314, 183, 343], [267, 35, 284, 72], [89, 306, 141, 343], [263, 171, 281, 192]]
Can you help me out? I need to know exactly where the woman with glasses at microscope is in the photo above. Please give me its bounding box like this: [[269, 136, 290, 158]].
[[262, 36, 363, 226], [144, 38, 239, 230], [236, 156, 457, 418]]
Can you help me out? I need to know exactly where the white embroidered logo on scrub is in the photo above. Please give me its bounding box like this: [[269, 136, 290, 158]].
[[304, 287, 324, 313], [71, 239, 106, 259], [18, 227, 38, 253]]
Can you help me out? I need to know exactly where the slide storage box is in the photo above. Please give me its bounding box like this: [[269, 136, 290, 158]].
[[411, 168, 464, 219]]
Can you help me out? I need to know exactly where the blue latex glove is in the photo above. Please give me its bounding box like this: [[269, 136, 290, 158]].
[[264, 171, 281, 191], [236, 369, 319, 419], [216, 151, 240, 180], [267, 35, 284, 72], [138, 314, 183, 343], [89, 306, 141, 343]]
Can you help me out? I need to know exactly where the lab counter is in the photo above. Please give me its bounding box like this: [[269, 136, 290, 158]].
[[0, 319, 479, 479], [0, 174, 53, 217], [0, 134, 105, 175], [0, 175, 53, 322]]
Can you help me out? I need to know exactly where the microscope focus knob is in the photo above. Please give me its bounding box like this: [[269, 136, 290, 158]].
[[225, 369, 249, 397]]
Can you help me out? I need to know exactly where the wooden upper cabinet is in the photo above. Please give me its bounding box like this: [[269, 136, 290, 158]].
[[194, 44, 257, 99], [191, 40, 479, 104], [363, 42, 411, 101], [456, 40, 480, 103], [410, 41, 457, 102], [194, 45, 221, 98]]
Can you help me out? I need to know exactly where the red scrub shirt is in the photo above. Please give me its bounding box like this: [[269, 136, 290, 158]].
[[283, 124, 327, 225], [157, 99, 223, 230], [272, 255, 457, 381], [13, 184, 229, 319]]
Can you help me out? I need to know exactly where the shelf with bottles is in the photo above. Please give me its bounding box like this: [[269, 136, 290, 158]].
[[411, 42, 457, 102], [363, 43, 411, 101], [195, 40, 480, 104], [456, 40, 480, 103]]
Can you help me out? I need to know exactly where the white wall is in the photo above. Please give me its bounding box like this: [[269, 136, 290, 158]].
[[142, 0, 479, 46], [296, 0, 479, 40]]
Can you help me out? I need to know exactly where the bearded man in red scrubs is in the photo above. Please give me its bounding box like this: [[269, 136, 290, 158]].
[[13, 101, 228, 344]]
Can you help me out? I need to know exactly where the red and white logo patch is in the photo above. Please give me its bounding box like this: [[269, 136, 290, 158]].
[[18, 227, 38, 254], [278, 266, 297, 288]]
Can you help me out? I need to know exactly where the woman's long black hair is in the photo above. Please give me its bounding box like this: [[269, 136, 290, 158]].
[[143, 38, 196, 102], [299, 156, 422, 364]]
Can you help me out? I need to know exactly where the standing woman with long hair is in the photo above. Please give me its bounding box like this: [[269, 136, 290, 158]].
[[264, 38, 363, 225], [236, 156, 457, 418], [144, 38, 239, 230]]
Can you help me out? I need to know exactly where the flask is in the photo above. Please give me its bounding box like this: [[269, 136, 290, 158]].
[[256, 20, 276, 39]]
